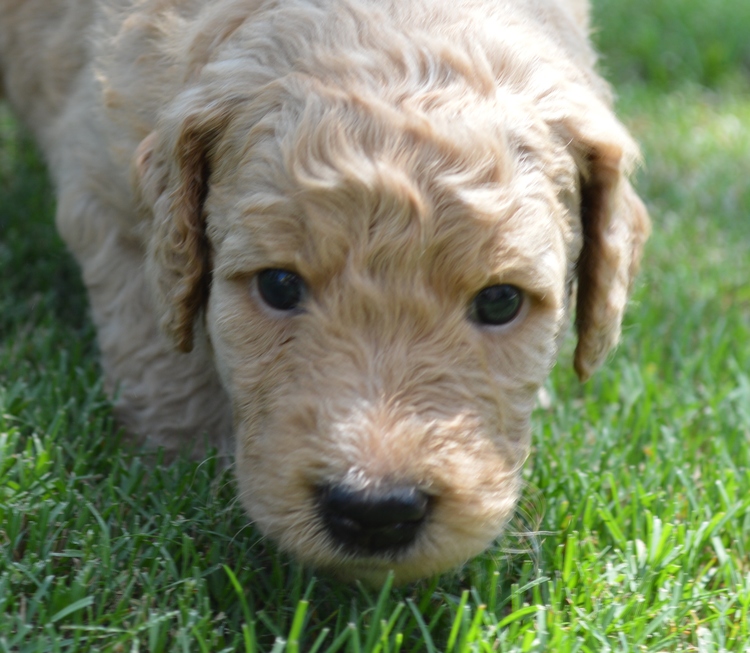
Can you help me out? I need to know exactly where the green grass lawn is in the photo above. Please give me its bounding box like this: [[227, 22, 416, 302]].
[[2, 0, 750, 650]]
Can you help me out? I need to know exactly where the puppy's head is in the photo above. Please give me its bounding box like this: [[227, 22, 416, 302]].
[[133, 24, 648, 584]]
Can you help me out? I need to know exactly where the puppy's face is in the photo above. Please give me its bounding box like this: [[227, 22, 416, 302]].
[[140, 38, 647, 581], [199, 86, 582, 583]]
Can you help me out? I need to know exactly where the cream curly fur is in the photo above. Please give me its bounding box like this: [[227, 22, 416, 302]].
[[0, 0, 649, 583]]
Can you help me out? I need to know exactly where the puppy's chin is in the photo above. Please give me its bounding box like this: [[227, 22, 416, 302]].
[[318, 549, 477, 586], [315, 515, 515, 585], [247, 502, 516, 586], [282, 499, 515, 585]]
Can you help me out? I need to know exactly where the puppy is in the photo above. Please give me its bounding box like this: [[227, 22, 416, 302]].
[[0, 0, 649, 583]]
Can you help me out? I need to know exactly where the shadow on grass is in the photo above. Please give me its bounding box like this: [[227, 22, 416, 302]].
[[0, 109, 89, 333]]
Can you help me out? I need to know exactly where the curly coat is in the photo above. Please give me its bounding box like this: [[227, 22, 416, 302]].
[[0, 0, 648, 583]]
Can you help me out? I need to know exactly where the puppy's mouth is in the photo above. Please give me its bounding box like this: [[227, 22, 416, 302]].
[[315, 483, 434, 558]]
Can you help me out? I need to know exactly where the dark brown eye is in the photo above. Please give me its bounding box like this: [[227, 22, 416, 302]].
[[257, 269, 306, 311], [472, 284, 523, 326]]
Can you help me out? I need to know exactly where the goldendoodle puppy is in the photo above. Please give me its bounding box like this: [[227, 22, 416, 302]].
[[0, 0, 649, 583]]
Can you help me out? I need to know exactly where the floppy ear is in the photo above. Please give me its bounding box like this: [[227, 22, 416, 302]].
[[559, 108, 650, 380], [133, 101, 234, 352]]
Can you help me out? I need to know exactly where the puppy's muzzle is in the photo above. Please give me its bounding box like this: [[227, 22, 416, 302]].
[[318, 484, 431, 555]]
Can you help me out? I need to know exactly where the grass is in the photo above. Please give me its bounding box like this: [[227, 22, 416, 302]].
[[2, 0, 750, 650]]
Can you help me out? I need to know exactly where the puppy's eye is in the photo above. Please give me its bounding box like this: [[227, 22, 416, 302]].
[[472, 284, 523, 326], [257, 269, 307, 311]]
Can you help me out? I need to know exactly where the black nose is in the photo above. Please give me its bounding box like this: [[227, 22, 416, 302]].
[[319, 484, 431, 554]]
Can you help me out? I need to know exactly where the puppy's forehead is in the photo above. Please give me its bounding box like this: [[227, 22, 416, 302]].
[[210, 88, 573, 297]]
